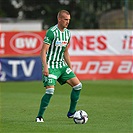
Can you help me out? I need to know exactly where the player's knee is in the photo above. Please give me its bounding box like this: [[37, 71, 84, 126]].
[[73, 83, 82, 90], [46, 88, 54, 95]]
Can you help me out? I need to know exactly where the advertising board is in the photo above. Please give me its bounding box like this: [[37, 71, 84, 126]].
[[0, 30, 132, 81]]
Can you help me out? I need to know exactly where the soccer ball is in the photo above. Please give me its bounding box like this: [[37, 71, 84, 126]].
[[73, 110, 88, 124]]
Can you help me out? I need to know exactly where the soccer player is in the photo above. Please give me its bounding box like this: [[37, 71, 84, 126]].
[[36, 10, 82, 122]]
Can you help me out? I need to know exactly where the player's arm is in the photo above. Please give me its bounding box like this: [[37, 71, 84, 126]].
[[64, 45, 72, 70], [41, 30, 54, 76], [40, 43, 50, 76]]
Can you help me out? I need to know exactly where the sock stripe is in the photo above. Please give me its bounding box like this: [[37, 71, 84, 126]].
[[46, 88, 54, 94], [73, 83, 82, 90]]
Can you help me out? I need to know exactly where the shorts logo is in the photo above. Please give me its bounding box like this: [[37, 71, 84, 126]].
[[66, 68, 72, 74]]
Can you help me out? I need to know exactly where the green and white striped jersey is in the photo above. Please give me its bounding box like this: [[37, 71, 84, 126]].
[[43, 24, 71, 68]]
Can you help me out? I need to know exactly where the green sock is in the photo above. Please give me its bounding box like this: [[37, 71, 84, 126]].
[[69, 89, 81, 113], [37, 93, 52, 117]]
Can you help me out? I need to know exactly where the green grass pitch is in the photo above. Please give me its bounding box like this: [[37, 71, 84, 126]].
[[0, 80, 132, 133]]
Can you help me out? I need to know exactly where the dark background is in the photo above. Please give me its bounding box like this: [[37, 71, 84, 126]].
[[0, 0, 133, 29]]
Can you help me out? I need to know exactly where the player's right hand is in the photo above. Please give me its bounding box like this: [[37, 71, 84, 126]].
[[42, 65, 49, 76]]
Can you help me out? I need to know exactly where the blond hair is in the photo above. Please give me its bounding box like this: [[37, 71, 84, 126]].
[[57, 10, 70, 18]]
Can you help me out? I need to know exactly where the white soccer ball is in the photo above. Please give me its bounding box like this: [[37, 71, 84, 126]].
[[73, 110, 88, 124]]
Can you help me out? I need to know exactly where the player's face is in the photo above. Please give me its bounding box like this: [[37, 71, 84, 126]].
[[59, 13, 70, 28]]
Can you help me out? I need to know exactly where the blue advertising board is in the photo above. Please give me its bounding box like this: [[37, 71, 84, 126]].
[[0, 56, 42, 81]]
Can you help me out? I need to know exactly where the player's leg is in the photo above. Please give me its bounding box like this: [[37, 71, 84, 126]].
[[66, 77, 82, 118], [36, 70, 57, 122], [36, 68, 61, 122], [36, 85, 54, 122], [58, 66, 82, 118]]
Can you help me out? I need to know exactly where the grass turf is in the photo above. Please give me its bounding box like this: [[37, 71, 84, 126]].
[[0, 80, 132, 133]]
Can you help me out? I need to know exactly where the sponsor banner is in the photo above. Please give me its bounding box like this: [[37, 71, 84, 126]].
[[71, 55, 133, 80], [0, 31, 46, 56], [69, 30, 133, 56], [0, 57, 42, 81], [0, 30, 133, 57], [0, 56, 132, 81]]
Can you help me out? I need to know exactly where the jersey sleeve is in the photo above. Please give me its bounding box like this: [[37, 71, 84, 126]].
[[43, 30, 54, 45]]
